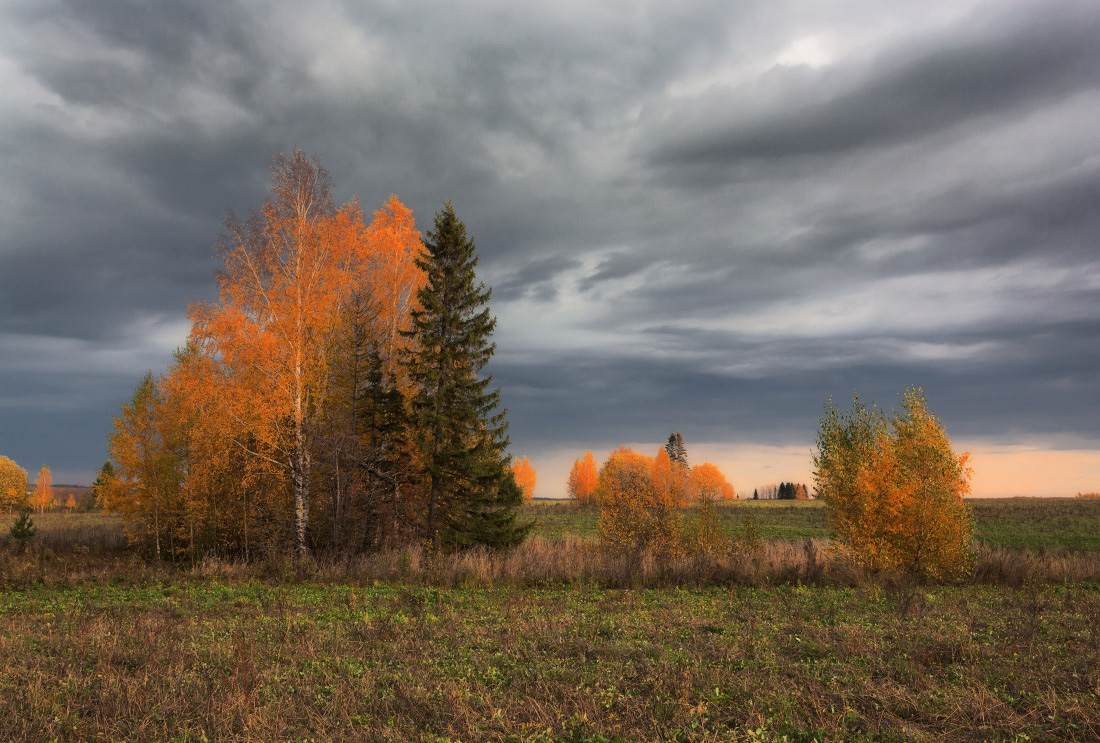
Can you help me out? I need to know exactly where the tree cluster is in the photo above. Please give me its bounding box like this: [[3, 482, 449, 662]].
[[591, 438, 738, 560], [813, 387, 973, 580], [103, 152, 527, 559], [776, 482, 810, 500]]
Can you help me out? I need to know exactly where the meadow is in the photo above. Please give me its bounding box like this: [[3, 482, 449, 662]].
[[1, 499, 1098, 742]]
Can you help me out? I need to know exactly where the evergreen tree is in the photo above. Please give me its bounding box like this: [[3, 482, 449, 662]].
[[9, 510, 36, 551], [665, 432, 688, 468], [405, 202, 529, 550]]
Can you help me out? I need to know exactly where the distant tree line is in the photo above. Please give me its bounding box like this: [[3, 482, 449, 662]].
[[751, 482, 810, 500]]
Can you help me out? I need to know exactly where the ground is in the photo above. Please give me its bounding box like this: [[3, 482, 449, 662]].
[[1, 499, 1098, 742]]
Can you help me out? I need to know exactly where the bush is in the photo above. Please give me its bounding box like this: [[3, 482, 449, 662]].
[[9, 511, 36, 551], [813, 387, 973, 581]]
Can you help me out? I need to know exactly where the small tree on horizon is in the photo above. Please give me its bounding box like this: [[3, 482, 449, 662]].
[[32, 466, 53, 514], [511, 456, 536, 501], [567, 450, 598, 505]]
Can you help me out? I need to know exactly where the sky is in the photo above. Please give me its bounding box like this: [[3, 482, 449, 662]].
[[1, 0, 1098, 496]]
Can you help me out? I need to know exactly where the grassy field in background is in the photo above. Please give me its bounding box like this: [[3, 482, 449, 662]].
[[1, 499, 1099, 741], [527, 496, 1100, 551]]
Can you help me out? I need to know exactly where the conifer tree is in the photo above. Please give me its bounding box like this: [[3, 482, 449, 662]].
[[405, 202, 529, 550]]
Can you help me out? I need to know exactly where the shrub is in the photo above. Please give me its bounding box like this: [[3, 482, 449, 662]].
[[813, 387, 973, 581]]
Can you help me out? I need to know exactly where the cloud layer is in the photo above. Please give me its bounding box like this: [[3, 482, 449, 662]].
[[1, 0, 1097, 491]]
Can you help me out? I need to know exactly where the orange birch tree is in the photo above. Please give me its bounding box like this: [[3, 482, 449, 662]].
[[511, 456, 536, 500], [567, 450, 598, 505], [189, 151, 368, 557], [32, 466, 52, 514], [0, 456, 28, 514], [688, 462, 736, 502]]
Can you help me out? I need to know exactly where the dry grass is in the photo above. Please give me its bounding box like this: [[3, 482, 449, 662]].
[[2, 504, 1100, 741]]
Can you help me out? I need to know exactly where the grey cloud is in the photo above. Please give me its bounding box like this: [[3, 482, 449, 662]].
[[650, 2, 1100, 169], [493, 255, 582, 302]]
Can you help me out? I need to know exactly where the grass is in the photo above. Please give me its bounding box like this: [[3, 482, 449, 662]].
[[2, 578, 1098, 742], [2, 501, 1099, 741], [528, 498, 1100, 551]]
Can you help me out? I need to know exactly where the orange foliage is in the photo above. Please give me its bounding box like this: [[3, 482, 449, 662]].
[[567, 451, 598, 504], [814, 387, 973, 580], [187, 152, 382, 556], [32, 466, 53, 514], [511, 456, 536, 500], [106, 153, 440, 559], [596, 447, 683, 559], [688, 462, 736, 501], [361, 195, 426, 384]]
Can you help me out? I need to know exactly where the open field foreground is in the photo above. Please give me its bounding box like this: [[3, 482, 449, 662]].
[[0, 499, 1098, 742], [1, 580, 1098, 742]]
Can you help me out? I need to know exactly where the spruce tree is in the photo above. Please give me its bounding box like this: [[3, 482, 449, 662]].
[[405, 202, 530, 550]]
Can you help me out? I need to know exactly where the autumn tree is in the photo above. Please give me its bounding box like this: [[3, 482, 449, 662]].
[[108, 371, 186, 558], [813, 387, 973, 580], [188, 151, 369, 557], [567, 450, 598, 505], [32, 466, 52, 514], [688, 462, 736, 502], [0, 456, 28, 514], [511, 456, 536, 500], [596, 447, 683, 560], [65, 494, 77, 513], [405, 201, 529, 550], [92, 461, 115, 511]]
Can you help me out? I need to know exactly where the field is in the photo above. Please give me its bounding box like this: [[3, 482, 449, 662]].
[[1, 500, 1098, 742], [527, 497, 1100, 551]]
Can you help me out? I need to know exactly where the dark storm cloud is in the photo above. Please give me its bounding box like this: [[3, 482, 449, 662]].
[[650, 1, 1100, 168], [494, 256, 582, 302], [1, 0, 1098, 485]]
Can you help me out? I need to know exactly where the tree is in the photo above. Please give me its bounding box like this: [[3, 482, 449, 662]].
[[405, 201, 529, 550], [92, 461, 115, 511], [665, 433, 688, 469], [813, 387, 973, 580], [188, 151, 367, 557], [32, 466, 52, 514], [108, 371, 185, 558], [65, 494, 77, 513], [688, 462, 736, 501], [0, 456, 28, 514], [511, 456, 536, 500], [596, 447, 682, 560], [567, 451, 599, 505], [9, 511, 35, 551]]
